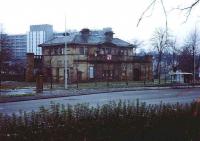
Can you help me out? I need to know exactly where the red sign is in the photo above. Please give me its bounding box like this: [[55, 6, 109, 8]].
[[107, 54, 112, 60]]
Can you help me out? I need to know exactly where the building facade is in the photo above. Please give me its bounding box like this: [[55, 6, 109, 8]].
[[29, 28, 153, 83], [27, 24, 53, 55], [6, 34, 27, 60]]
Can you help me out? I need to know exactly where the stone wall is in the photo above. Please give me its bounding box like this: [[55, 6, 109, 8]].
[[25, 53, 34, 82]]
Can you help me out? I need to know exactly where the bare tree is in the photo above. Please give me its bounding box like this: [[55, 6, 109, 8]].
[[137, 0, 167, 27], [131, 39, 144, 47], [0, 27, 13, 73], [151, 27, 170, 84], [137, 0, 200, 27], [178, 0, 200, 22], [178, 27, 199, 82], [0, 28, 13, 87], [178, 46, 193, 73], [131, 39, 144, 55], [167, 38, 180, 72]]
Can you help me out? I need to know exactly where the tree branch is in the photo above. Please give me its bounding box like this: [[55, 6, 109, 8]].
[[138, 0, 200, 26], [137, 0, 157, 27], [179, 0, 200, 22]]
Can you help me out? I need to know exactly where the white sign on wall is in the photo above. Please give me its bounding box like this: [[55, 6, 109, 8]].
[[89, 66, 94, 78], [107, 54, 112, 60]]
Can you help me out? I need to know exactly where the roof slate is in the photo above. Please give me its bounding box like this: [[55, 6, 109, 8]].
[[39, 31, 134, 48], [39, 35, 75, 47]]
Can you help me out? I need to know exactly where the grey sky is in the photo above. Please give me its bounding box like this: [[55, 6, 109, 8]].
[[0, 0, 199, 44]]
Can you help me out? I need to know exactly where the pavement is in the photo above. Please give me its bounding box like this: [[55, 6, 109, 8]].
[[0, 84, 200, 103]]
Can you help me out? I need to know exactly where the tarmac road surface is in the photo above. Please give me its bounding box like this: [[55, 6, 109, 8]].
[[0, 88, 200, 115]]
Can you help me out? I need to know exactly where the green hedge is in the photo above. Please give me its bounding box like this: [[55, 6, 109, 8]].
[[0, 100, 200, 141]]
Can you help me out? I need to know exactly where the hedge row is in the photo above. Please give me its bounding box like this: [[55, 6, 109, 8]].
[[0, 100, 200, 141]]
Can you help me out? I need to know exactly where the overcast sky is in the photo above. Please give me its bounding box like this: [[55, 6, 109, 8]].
[[0, 0, 199, 45]]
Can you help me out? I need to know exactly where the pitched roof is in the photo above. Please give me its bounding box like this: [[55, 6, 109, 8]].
[[39, 30, 135, 48], [38, 35, 75, 47]]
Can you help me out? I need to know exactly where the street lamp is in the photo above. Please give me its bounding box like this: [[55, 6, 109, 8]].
[[0, 45, 1, 94], [0, 29, 2, 93], [64, 16, 68, 89], [94, 49, 99, 86], [144, 65, 147, 85], [193, 45, 195, 84], [106, 54, 112, 87], [76, 55, 79, 89]]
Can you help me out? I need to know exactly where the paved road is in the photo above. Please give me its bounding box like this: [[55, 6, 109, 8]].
[[0, 88, 200, 115]]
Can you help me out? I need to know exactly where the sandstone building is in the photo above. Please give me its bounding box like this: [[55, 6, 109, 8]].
[[27, 28, 153, 83]]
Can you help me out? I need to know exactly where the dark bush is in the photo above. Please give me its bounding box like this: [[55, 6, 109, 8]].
[[0, 100, 200, 141]]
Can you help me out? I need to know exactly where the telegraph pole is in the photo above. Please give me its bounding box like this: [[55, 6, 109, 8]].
[[192, 25, 197, 85], [64, 16, 68, 89], [0, 24, 2, 94], [193, 45, 195, 84]]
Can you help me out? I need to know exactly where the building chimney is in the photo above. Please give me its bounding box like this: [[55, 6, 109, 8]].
[[104, 31, 114, 42], [80, 28, 90, 43]]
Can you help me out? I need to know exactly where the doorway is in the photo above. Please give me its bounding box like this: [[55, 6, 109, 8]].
[[133, 68, 140, 81]]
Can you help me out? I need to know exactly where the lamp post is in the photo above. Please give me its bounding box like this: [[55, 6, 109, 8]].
[[49, 49, 53, 89], [125, 55, 128, 86], [64, 16, 68, 89], [0, 58, 1, 95], [144, 65, 146, 85], [0, 43, 1, 94], [76, 65, 78, 89], [94, 49, 99, 86], [76, 55, 79, 89], [124, 63, 128, 86], [107, 63, 109, 87], [193, 45, 195, 84], [106, 54, 112, 87], [94, 52, 97, 86]]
